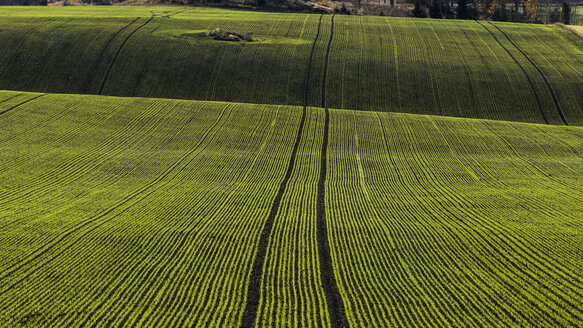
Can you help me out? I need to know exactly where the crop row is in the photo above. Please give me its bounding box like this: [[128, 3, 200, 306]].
[[0, 92, 303, 326], [326, 108, 583, 326], [1, 91, 582, 326], [1, 8, 583, 125]]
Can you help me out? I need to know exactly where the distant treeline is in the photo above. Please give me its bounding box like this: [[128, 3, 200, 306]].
[[1, 0, 581, 25], [411, 0, 582, 24], [0, 0, 44, 4]]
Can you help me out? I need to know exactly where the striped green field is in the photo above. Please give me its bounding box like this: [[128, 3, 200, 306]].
[[2, 6, 583, 328], [1, 7, 583, 123], [0, 90, 582, 327]]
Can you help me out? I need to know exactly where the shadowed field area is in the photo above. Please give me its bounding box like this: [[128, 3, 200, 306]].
[[1, 7, 583, 123]]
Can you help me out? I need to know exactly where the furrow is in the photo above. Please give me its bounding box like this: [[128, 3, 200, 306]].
[[316, 14, 349, 328], [487, 22, 569, 125], [239, 14, 324, 328], [475, 20, 550, 125], [98, 16, 154, 95]]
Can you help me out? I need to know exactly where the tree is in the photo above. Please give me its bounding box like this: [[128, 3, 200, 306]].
[[510, 3, 522, 21], [430, 0, 443, 18], [549, 6, 561, 23], [492, 0, 508, 20], [412, 0, 427, 17], [562, 2, 572, 24], [457, 0, 469, 18], [523, 0, 539, 22], [474, 0, 495, 19], [444, 1, 455, 17]]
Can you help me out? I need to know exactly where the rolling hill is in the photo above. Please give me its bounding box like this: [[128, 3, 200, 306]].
[[1, 7, 583, 124], [1, 6, 583, 328], [1, 90, 582, 326]]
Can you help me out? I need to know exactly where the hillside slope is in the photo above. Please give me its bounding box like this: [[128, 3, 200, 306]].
[[1, 90, 582, 327], [1, 7, 583, 124]]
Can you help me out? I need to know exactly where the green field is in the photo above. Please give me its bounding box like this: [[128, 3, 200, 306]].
[[2, 7, 583, 123], [1, 6, 583, 328], [1, 90, 582, 326]]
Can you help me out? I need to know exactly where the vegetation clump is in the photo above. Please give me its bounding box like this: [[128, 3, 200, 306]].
[[208, 28, 254, 42]]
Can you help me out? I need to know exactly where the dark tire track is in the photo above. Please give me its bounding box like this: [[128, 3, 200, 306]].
[[0, 94, 45, 116], [161, 9, 188, 18], [98, 16, 154, 95], [80, 17, 140, 94], [475, 20, 549, 125], [320, 16, 334, 109], [317, 14, 349, 328], [239, 14, 323, 328], [486, 22, 568, 125], [0, 94, 23, 106]]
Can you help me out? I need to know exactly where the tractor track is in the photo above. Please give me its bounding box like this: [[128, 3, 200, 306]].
[[476, 20, 550, 125], [316, 14, 349, 328], [81, 17, 140, 94], [0, 94, 45, 116], [98, 16, 154, 95], [239, 14, 324, 328], [0, 94, 23, 106], [486, 21, 568, 125]]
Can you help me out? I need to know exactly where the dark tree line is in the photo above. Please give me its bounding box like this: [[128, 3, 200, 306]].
[[412, 0, 574, 24]]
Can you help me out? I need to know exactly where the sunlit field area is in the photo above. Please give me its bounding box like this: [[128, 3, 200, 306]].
[[1, 7, 582, 327]]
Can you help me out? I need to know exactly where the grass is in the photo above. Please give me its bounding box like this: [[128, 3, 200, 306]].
[[0, 90, 582, 326], [1, 7, 583, 123], [560, 23, 583, 38]]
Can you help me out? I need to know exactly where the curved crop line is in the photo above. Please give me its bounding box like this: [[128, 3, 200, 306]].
[[0, 94, 22, 105], [487, 22, 569, 126], [0, 102, 200, 238], [462, 22, 522, 121], [376, 114, 533, 326], [302, 15, 324, 106], [0, 100, 175, 206], [0, 102, 227, 266], [413, 21, 442, 116], [0, 107, 234, 304], [520, 28, 583, 124], [475, 20, 549, 125], [425, 120, 583, 295], [429, 119, 583, 285], [375, 114, 583, 324], [0, 18, 55, 80], [331, 114, 445, 326], [0, 98, 125, 174], [80, 17, 140, 94], [442, 21, 477, 112], [112, 109, 284, 328], [0, 104, 231, 288], [321, 16, 334, 109], [385, 19, 401, 112], [0, 94, 45, 116], [98, 16, 155, 95], [317, 14, 349, 328], [240, 14, 323, 328], [484, 121, 583, 195], [161, 9, 188, 18], [42, 106, 271, 327], [63, 107, 276, 327]]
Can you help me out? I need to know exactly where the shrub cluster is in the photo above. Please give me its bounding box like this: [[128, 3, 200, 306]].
[[208, 28, 254, 41]]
